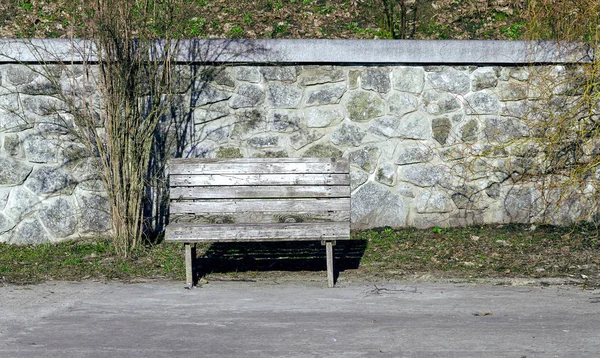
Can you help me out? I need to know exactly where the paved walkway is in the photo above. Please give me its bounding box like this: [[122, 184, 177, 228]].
[[1, 280, 599, 357]]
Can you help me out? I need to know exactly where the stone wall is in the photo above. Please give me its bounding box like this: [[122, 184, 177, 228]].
[[0, 40, 588, 244]]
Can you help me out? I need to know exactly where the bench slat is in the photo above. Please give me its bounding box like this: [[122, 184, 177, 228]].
[[169, 198, 350, 214], [170, 210, 350, 224], [170, 173, 350, 186], [165, 222, 350, 242], [169, 161, 349, 175], [170, 185, 350, 199]]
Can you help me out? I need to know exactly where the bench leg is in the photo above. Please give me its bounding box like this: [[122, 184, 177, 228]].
[[185, 243, 196, 289], [322, 240, 336, 288]]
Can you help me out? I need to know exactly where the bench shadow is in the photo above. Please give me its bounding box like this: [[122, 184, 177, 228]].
[[194, 240, 367, 283]]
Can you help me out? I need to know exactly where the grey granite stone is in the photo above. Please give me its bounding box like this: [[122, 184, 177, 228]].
[[351, 181, 407, 229], [350, 168, 369, 191], [0, 157, 32, 185], [304, 107, 343, 128], [76, 190, 111, 233], [269, 110, 302, 132], [23, 135, 61, 163], [9, 218, 50, 244], [394, 143, 432, 165], [302, 144, 342, 158], [331, 122, 366, 147], [432, 117, 452, 145], [361, 68, 390, 93], [5, 187, 39, 221], [464, 92, 500, 115], [304, 83, 346, 106], [37, 197, 78, 238], [415, 191, 454, 213], [396, 111, 431, 140], [400, 164, 449, 187], [290, 129, 325, 150], [229, 84, 264, 109], [25, 166, 74, 195], [427, 68, 470, 94], [267, 83, 303, 108], [388, 92, 418, 117], [236, 66, 261, 83], [261, 67, 297, 82], [471, 67, 498, 91], [392, 67, 425, 93], [347, 91, 385, 122], [349, 147, 380, 173], [375, 163, 396, 186]]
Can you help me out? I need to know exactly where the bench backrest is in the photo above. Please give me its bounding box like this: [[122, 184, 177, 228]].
[[168, 158, 350, 227]]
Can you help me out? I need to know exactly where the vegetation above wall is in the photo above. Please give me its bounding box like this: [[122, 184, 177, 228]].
[[1, 0, 529, 40]]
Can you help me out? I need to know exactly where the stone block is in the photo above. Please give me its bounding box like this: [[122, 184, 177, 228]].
[[0, 213, 15, 235], [496, 81, 527, 101], [351, 181, 408, 229], [0, 110, 34, 133], [349, 147, 380, 173], [394, 143, 432, 165], [267, 83, 303, 108], [388, 92, 418, 117], [302, 144, 342, 158], [464, 92, 500, 115], [392, 67, 425, 94], [423, 91, 461, 115], [25, 166, 75, 195], [331, 122, 366, 147], [361, 68, 390, 93], [37, 197, 78, 238], [22, 95, 67, 116], [347, 91, 385, 122], [350, 168, 369, 191], [76, 190, 111, 233], [375, 163, 396, 186], [471, 67, 498, 91], [261, 67, 297, 82], [247, 135, 279, 148], [427, 68, 470, 94], [304, 107, 343, 128], [229, 84, 264, 109], [397, 111, 431, 140], [195, 86, 232, 106], [23, 135, 61, 163], [0, 157, 32, 185], [460, 119, 480, 142], [298, 68, 345, 85], [269, 110, 302, 132], [290, 129, 325, 150], [304, 83, 346, 106], [483, 117, 529, 142], [6, 65, 37, 86], [5, 187, 39, 221], [236, 67, 261, 83], [400, 164, 450, 187], [9, 218, 50, 244], [415, 191, 454, 213], [432, 117, 452, 145], [216, 147, 243, 158], [232, 109, 266, 139]]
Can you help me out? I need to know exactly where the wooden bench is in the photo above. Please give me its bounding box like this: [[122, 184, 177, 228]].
[[165, 157, 351, 288]]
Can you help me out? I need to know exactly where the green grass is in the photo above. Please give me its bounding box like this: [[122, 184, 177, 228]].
[[1, 224, 598, 286]]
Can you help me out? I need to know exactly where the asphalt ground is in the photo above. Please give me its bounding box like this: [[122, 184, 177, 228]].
[[1, 279, 599, 357]]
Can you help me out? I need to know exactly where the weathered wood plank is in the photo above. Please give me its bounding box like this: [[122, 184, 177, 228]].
[[170, 185, 350, 200], [165, 222, 350, 242], [324, 241, 335, 288], [170, 173, 350, 186], [170, 198, 350, 214], [169, 211, 350, 224], [169, 161, 349, 175]]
